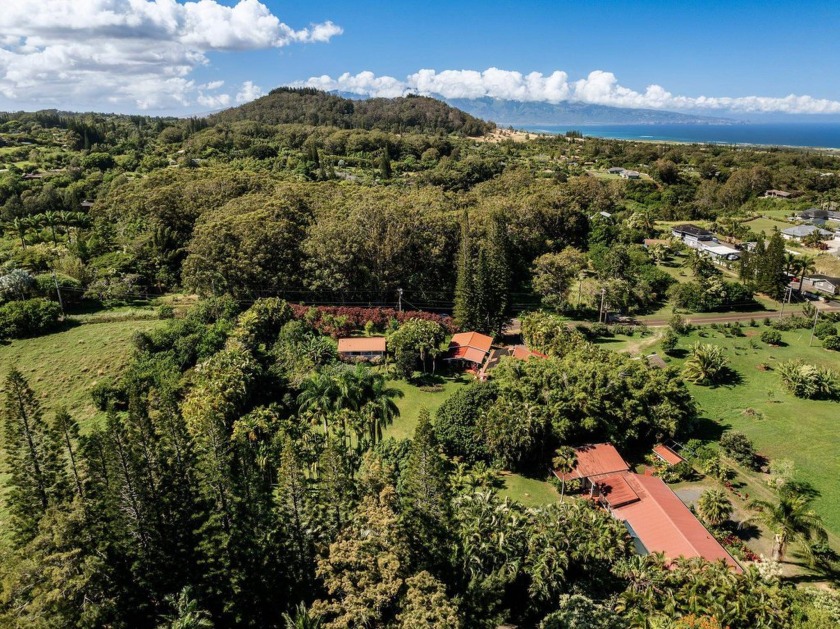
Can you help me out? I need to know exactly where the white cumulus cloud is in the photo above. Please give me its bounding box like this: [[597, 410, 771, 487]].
[[297, 67, 840, 115], [0, 0, 342, 111]]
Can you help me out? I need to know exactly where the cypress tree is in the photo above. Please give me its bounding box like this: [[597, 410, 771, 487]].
[[454, 212, 477, 330], [53, 407, 83, 500], [1, 369, 69, 543], [399, 408, 450, 572]]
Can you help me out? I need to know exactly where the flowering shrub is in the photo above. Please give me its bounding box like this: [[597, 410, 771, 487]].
[[288, 304, 456, 338]]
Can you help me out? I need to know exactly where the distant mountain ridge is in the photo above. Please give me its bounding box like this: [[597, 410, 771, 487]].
[[442, 97, 734, 126]]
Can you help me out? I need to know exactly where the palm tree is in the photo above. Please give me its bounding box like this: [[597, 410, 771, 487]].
[[12, 217, 29, 249], [159, 587, 213, 629], [795, 255, 817, 293], [696, 489, 732, 527], [751, 486, 827, 563], [362, 374, 403, 445], [41, 211, 59, 245], [282, 602, 322, 629], [682, 343, 728, 385], [552, 446, 577, 502]]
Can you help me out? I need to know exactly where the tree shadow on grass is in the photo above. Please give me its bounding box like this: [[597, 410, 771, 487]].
[[690, 416, 728, 441]]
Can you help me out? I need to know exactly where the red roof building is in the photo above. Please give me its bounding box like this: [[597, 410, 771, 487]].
[[337, 337, 386, 359], [446, 331, 494, 365], [652, 444, 685, 466], [554, 443, 631, 482], [609, 473, 742, 572]]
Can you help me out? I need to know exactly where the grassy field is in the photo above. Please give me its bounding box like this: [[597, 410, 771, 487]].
[[650, 325, 840, 536], [0, 316, 162, 551]]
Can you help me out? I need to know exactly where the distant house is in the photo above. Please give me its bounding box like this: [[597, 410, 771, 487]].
[[446, 331, 493, 367], [796, 274, 840, 297], [781, 224, 834, 242], [671, 224, 714, 248], [337, 337, 386, 361], [620, 170, 641, 179], [798, 208, 828, 221], [607, 167, 625, 175], [763, 189, 791, 199], [80, 200, 95, 210]]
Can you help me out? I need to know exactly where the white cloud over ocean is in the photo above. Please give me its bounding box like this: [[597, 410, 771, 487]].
[[0, 0, 341, 111], [300, 68, 840, 115]]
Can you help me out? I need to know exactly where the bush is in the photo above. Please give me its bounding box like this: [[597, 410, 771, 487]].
[[822, 335, 840, 351], [660, 328, 678, 354], [814, 321, 838, 340], [760, 329, 782, 345], [0, 298, 62, 339], [34, 273, 82, 304], [720, 431, 757, 469], [669, 313, 691, 335], [90, 378, 127, 411], [777, 360, 840, 400], [158, 304, 176, 320]]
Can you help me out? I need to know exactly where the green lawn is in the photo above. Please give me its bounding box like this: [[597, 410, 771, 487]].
[[662, 325, 840, 536], [499, 473, 560, 507], [386, 373, 560, 506]]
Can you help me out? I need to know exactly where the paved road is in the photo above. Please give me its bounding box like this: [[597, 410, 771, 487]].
[[641, 302, 840, 327]]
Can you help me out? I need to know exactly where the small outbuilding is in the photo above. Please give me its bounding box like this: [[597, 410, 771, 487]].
[[337, 337, 386, 361]]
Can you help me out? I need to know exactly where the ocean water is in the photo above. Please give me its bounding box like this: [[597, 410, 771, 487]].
[[518, 123, 840, 149]]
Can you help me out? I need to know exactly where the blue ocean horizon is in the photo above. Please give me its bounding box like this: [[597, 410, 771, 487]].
[[518, 122, 840, 150]]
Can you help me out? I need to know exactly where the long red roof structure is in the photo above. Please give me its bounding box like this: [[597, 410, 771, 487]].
[[611, 473, 742, 572]]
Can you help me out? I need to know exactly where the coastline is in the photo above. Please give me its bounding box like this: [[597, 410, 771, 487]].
[[510, 123, 840, 153]]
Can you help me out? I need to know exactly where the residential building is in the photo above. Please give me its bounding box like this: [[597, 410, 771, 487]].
[[795, 274, 840, 297], [781, 224, 834, 242], [671, 224, 714, 248], [606, 473, 742, 572], [763, 189, 792, 199], [700, 242, 741, 262], [337, 337, 386, 361], [620, 169, 641, 179], [446, 331, 494, 367], [652, 444, 685, 466]]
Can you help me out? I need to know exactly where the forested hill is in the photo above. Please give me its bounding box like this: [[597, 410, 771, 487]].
[[208, 87, 494, 135]]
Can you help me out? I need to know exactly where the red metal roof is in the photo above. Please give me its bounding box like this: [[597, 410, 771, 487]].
[[597, 474, 640, 509], [511, 345, 548, 361], [612, 474, 742, 572], [555, 443, 630, 481], [447, 331, 493, 364], [337, 337, 386, 353], [653, 444, 685, 466]]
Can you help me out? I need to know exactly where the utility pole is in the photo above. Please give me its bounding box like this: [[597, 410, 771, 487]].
[[397, 287, 403, 313], [808, 304, 820, 346], [599, 288, 607, 324], [779, 286, 792, 320], [52, 269, 65, 316]]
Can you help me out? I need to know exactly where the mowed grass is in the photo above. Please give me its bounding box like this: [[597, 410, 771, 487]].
[[386, 373, 560, 507], [663, 325, 840, 535]]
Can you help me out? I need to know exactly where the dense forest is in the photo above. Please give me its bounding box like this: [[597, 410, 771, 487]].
[[1, 90, 840, 627]]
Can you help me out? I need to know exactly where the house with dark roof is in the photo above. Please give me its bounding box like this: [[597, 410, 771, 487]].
[[799, 208, 829, 221], [620, 170, 641, 179], [795, 274, 840, 297], [337, 337, 386, 361], [781, 224, 834, 242], [671, 224, 714, 248]]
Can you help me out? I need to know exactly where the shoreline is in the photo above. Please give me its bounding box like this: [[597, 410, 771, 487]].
[[510, 125, 840, 153]]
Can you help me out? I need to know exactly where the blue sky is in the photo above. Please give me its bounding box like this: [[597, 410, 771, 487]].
[[1, 0, 839, 114]]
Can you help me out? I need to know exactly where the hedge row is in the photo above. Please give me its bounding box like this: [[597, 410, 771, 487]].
[[288, 304, 456, 338]]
